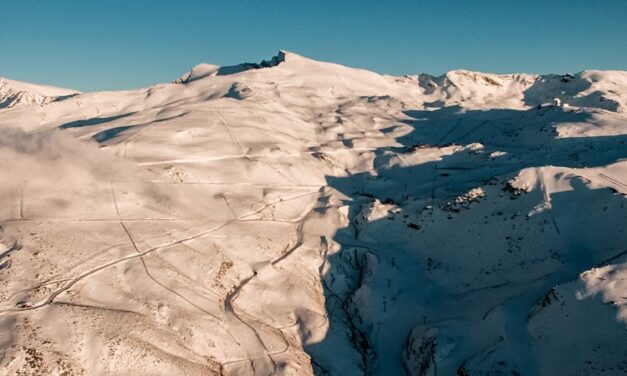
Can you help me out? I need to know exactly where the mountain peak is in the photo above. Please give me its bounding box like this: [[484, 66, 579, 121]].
[[176, 51, 292, 83], [1, 52, 626, 376]]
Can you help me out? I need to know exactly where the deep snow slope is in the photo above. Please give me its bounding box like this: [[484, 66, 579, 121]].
[[0, 51, 626, 375]]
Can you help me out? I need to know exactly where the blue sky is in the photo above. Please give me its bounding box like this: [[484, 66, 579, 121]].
[[1, 0, 625, 92]]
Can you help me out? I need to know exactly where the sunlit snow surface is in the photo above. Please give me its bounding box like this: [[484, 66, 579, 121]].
[[1, 52, 626, 375]]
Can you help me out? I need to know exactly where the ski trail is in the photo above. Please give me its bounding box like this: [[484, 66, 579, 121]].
[[17, 182, 25, 219], [600, 173, 627, 190], [224, 270, 276, 375], [3, 191, 314, 303], [220, 189, 321, 375], [213, 109, 245, 155], [0, 190, 319, 315], [436, 118, 463, 145], [135, 147, 378, 166], [120, 221, 223, 321], [110, 181, 120, 217]]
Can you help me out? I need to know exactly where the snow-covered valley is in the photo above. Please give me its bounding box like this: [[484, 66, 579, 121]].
[[0, 51, 626, 375]]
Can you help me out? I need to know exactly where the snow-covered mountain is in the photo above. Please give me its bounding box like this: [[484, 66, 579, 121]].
[[0, 78, 79, 109], [406, 69, 627, 112], [0, 51, 626, 375]]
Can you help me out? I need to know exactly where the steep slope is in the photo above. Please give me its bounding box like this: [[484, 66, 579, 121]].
[[0, 52, 625, 376]]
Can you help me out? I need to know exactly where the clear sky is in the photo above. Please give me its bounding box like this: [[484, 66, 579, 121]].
[[1, 0, 626, 92]]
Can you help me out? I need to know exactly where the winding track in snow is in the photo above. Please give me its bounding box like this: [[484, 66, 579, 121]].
[[0, 190, 319, 316], [219, 188, 321, 375]]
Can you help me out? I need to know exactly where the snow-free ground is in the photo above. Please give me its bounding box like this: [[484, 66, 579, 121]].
[[0, 52, 626, 375]]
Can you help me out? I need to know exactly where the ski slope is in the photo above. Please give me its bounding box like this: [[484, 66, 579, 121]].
[[0, 51, 626, 375]]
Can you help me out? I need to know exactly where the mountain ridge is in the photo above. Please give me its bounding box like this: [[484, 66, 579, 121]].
[[0, 77, 79, 109], [4, 51, 626, 114], [0, 51, 625, 375]]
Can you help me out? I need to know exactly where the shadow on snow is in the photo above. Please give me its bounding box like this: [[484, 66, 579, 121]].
[[306, 105, 627, 375]]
